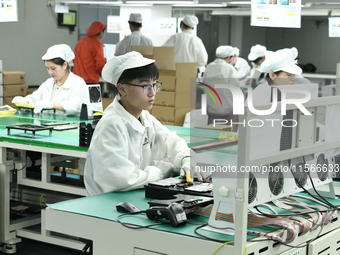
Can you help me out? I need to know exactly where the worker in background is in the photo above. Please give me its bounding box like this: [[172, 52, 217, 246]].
[[203, 45, 240, 128], [231, 47, 251, 86], [84, 52, 207, 196], [73, 21, 106, 84], [163, 14, 208, 77], [287, 47, 311, 84], [249, 48, 303, 106], [12, 44, 86, 115], [115, 13, 153, 56], [248, 44, 273, 88]]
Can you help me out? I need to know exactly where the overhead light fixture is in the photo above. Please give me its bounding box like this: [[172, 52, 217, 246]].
[[173, 3, 227, 7], [55, 0, 123, 4], [228, 1, 251, 4], [126, 1, 194, 4]]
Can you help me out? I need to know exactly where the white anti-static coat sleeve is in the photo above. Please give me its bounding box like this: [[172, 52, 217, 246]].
[[84, 112, 190, 196]]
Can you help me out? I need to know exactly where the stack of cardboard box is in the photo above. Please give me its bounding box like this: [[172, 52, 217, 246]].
[[131, 46, 196, 126], [1, 68, 27, 109]]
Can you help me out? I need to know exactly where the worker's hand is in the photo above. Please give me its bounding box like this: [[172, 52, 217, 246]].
[[180, 157, 206, 183], [34, 101, 54, 114], [11, 96, 28, 104]]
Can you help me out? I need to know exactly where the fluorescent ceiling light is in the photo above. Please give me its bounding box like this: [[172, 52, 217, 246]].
[[126, 1, 193, 3], [173, 3, 226, 7], [55, 0, 123, 4], [228, 1, 251, 4]]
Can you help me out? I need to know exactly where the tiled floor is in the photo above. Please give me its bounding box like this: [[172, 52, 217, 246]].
[[2, 238, 82, 255]]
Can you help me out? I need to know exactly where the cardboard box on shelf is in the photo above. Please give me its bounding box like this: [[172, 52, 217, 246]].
[[0, 96, 16, 109], [159, 62, 197, 78], [0, 84, 26, 97], [2, 71, 26, 85], [151, 106, 190, 126], [154, 91, 190, 108]]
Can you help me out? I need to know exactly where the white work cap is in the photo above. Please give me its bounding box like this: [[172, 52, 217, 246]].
[[102, 51, 155, 86], [182, 15, 199, 28], [259, 48, 302, 75], [41, 44, 75, 63], [248, 44, 267, 61], [216, 45, 234, 58], [291, 47, 298, 59], [129, 13, 142, 23], [233, 47, 240, 57]]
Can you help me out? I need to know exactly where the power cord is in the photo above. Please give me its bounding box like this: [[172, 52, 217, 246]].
[[116, 211, 167, 229]]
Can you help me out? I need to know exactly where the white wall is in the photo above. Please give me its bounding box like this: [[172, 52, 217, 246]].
[[0, 0, 79, 85]]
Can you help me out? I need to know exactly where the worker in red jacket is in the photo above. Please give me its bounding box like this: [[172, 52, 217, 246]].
[[73, 21, 106, 84]]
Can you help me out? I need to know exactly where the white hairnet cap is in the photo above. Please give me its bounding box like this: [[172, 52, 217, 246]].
[[42, 44, 75, 63], [182, 15, 199, 27], [216, 46, 234, 58], [248, 44, 267, 61], [259, 48, 302, 75], [102, 51, 155, 86], [129, 13, 142, 23], [233, 47, 240, 57], [291, 47, 298, 59]]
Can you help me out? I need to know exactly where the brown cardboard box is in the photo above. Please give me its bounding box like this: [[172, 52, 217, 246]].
[[0, 84, 26, 97], [102, 97, 114, 110], [2, 71, 26, 85], [159, 63, 197, 78], [130, 46, 153, 56], [155, 60, 175, 70], [151, 106, 190, 126], [159, 76, 176, 92], [159, 76, 191, 94], [153, 47, 174, 61], [1, 96, 16, 109], [154, 92, 190, 108]]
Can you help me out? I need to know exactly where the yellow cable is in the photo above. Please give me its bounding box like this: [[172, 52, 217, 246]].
[[211, 241, 248, 255]]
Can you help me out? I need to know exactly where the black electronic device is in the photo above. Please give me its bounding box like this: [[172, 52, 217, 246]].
[[148, 194, 213, 214], [57, 11, 77, 29], [116, 201, 141, 213], [79, 120, 99, 147], [146, 203, 188, 227], [145, 177, 213, 200]]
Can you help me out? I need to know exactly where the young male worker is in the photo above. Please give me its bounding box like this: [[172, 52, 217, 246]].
[[84, 52, 206, 196]]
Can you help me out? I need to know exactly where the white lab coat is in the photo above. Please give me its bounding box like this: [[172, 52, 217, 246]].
[[25, 72, 86, 115], [234, 57, 250, 80], [84, 97, 191, 196], [203, 58, 240, 116], [115, 31, 153, 56], [163, 30, 208, 69]]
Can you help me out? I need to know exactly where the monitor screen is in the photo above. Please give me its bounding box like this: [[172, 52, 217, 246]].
[[58, 11, 76, 27]]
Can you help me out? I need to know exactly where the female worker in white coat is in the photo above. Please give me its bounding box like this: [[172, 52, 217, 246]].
[[84, 52, 206, 196], [202, 45, 240, 128], [12, 44, 86, 115]]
